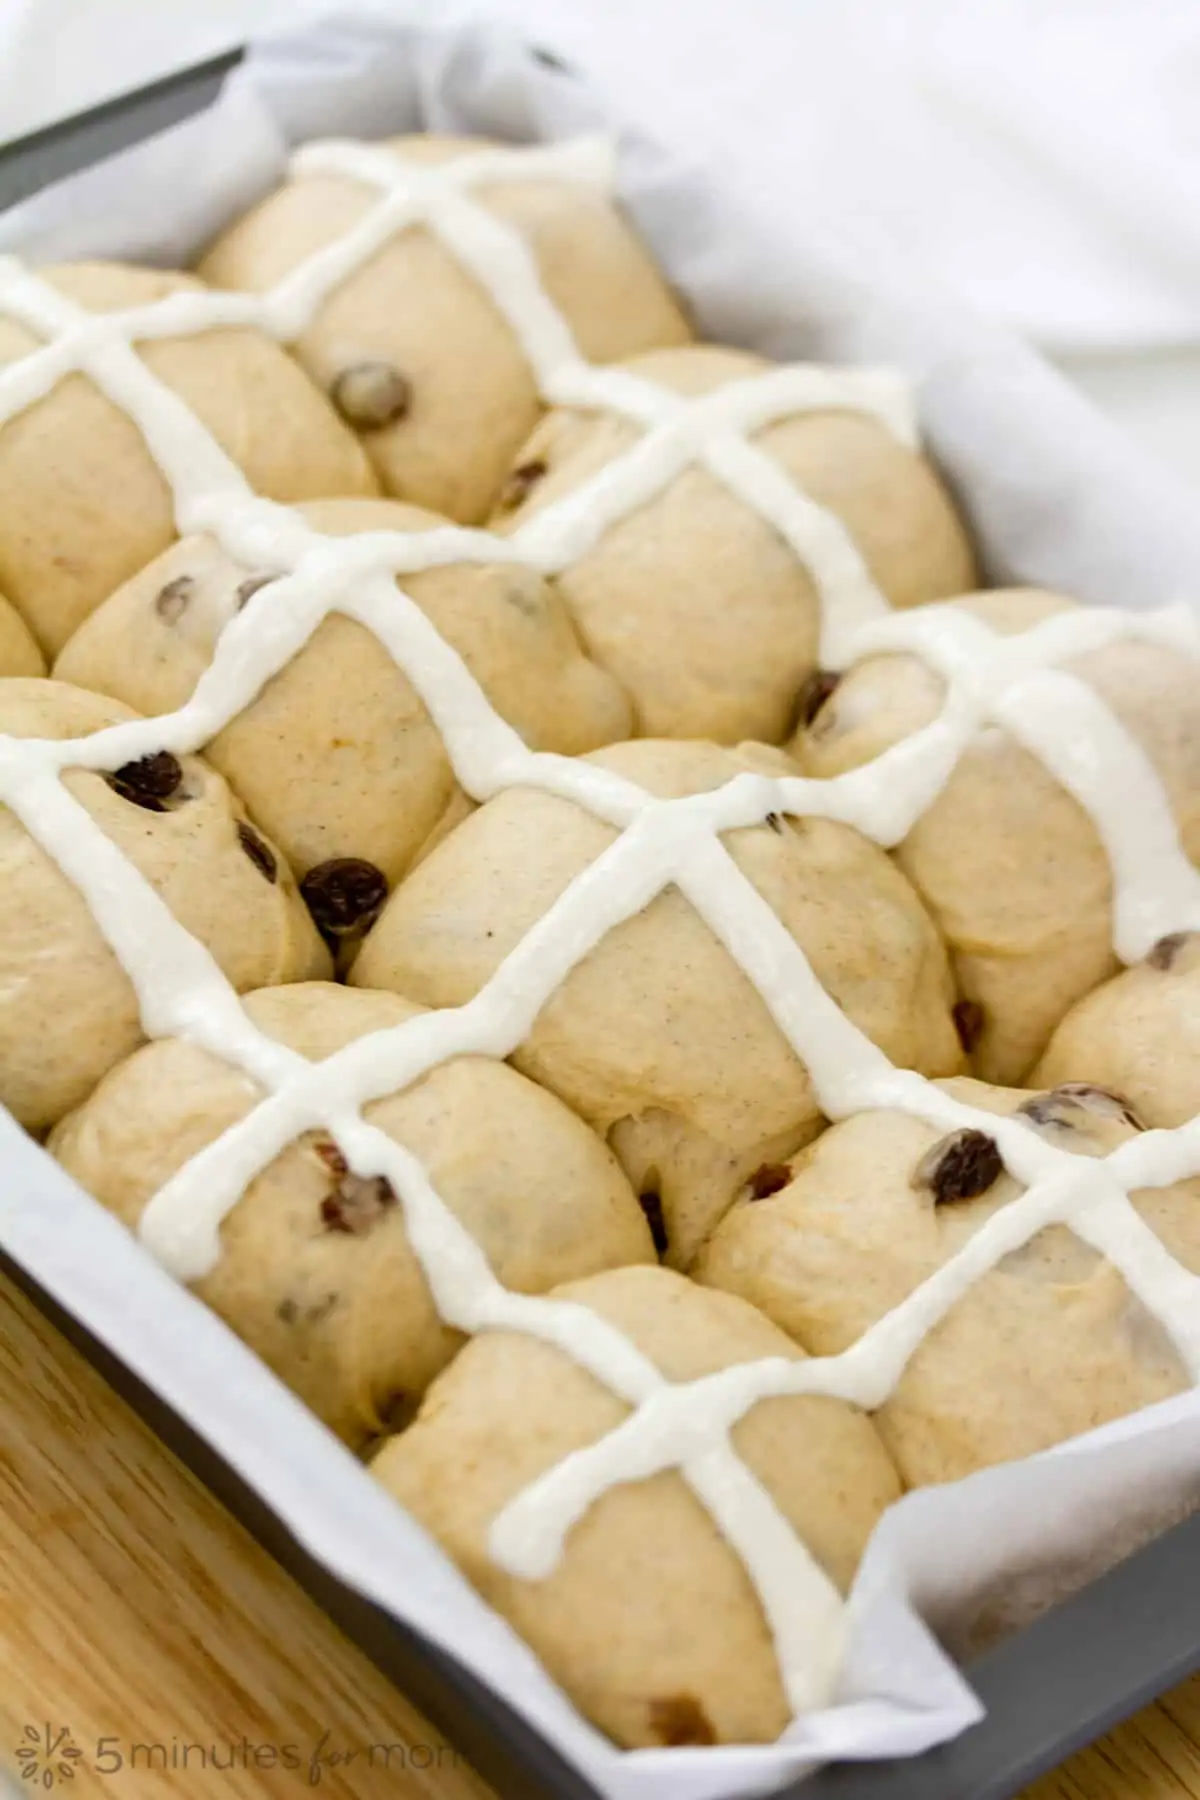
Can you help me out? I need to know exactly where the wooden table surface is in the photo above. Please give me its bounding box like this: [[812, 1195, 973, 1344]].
[[1, 1272, 1197, 1800]]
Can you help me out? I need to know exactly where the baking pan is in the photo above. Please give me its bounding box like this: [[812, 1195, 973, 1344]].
[[2, 48, 1200, 1800]]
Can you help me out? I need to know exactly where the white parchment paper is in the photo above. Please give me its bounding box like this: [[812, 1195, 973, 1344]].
[[3, 12, 1200, 1797]]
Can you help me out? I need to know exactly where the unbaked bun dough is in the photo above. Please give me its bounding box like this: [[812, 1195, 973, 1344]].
[[695, 1076, 1200, 1485], [52, 982, 654, 1447], [372, 1264, 901, 1748], [352, 738, 963, 1267], [0, 263, 376, 656], [199, 136, 691, 524], [0, 679, 328, 1131], [1034, 930, 1200, 1128], [793, 589, 1200, 1083], [55, 498, 632, 917], [489, 344, 977, 742], [0, 594, 45, 676]]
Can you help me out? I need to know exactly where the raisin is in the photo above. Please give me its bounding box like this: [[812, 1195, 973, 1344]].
[[311, 1136, 349, 1177], [236, 820, 278, 884], [321, 1172, 397, 1236], [748, 1162, 791, 1200], [1020, 1084, 1144, 1134], [301, 858, 389, 941], [377, 1390, 414, 1433], [647, 1696, 716, 1748], [914, 1129, 1002, 1204], [154, 574, 194, 622], [330, 361, 411, 430], [637, 1191, 669, 1258], [235, 573, 278, 610], [1054, 1082, 1144, 1131], [498, 458, 547, 511], [1147, 931, 1191, 971], [953, 999, 984, 1054], [106, 751, 184, 812], [794, 669, 841, 731]]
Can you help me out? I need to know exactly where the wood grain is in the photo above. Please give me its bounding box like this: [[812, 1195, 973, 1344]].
[[0, 1267, 1196, 1800], [0, 1272, 492, 1800]]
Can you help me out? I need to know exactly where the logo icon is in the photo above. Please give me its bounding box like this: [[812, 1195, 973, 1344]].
[[13, 1724, 83, 1788]]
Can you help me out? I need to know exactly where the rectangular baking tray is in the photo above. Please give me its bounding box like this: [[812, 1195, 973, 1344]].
[[3, 46, 1200, 1800]]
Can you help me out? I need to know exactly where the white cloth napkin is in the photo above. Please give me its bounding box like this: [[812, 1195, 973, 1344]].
[[5, 0, 1200, 485], [513, 0, 1200, 358], [6, 0, 1200, 358]]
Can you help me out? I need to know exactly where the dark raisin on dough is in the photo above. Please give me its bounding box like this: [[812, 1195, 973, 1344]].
[[377, 1390, 414, 1434], [1020, 1083, 1144, 1134], [321, 1171, 397, 1236], [637, 1190, 669, 1258], [1147, 931, 1191, 971], [1018, 1091, 1067, 1129], [330, 361, 412, 431], [914, 1128, 1003, 1204], [301, 858, 389, 941], [953, 999, 984, 1054], [235, 573, 279, 611], [498, 458, 548, 512], [748, 1162, 791, 1200], [794, 669, 841, 732], [1054, 1082, 1145, 1131], [236, 820, 278, 884], [154, 574, 194, 623], [276, 1297, 299, 1325], [647, 1696, 717, 1748], [1019, 1091, 1067, 1129], [311, 1135, 349, 1177], [106, 751, 184, 812]]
